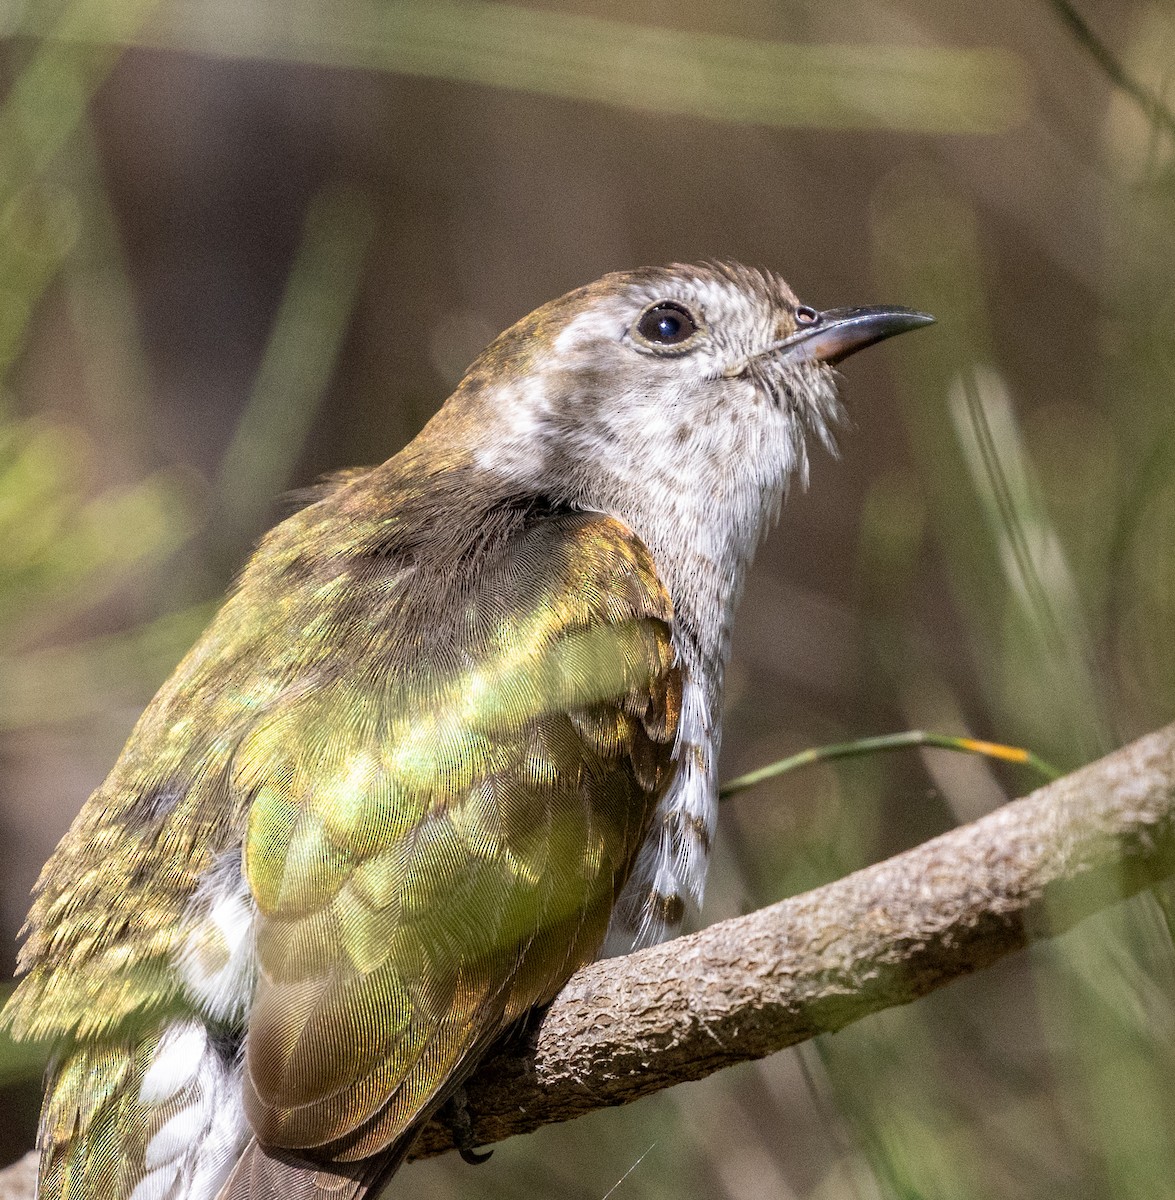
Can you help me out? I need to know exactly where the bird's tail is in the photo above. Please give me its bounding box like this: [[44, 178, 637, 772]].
[[215, 1137, 410, 1200], [36, 1040, 148, 1200], [36, 1018, 249, 1200]]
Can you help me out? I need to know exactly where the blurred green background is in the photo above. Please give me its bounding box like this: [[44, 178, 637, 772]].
[[1, 0, 1174, 1196]]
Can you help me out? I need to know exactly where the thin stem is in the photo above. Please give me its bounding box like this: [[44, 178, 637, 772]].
[[1045, 0, 1175, 142], [719, 730, 1062, 801]]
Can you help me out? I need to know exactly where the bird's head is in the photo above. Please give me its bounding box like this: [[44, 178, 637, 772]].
[[415, 261, 930, 607], [429, 261, 929, 505]]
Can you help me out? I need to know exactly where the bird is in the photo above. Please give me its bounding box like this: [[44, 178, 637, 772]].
[[2, 261, 931, 1200]]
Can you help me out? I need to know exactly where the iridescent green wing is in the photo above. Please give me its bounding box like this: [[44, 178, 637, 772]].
[[238, 512, 681, 1159]]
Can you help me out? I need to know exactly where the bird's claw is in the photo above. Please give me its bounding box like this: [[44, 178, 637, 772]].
[[440, 1085, 492, 1167]]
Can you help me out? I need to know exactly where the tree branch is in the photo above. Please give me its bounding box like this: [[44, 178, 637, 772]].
[[2, 723, 1173, 1191]]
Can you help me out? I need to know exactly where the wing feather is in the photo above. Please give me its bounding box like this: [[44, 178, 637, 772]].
[[238, 512, 681, 1162]]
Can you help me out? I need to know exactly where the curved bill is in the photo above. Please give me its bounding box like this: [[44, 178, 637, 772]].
[[776, 306, 935, 366]]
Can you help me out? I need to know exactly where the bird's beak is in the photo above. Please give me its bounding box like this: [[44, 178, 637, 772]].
[[774, 306, 935, 366]]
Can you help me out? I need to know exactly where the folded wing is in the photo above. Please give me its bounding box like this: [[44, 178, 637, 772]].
[[237, 511, 682, 1162]]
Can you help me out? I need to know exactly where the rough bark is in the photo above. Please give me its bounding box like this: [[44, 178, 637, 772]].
[[2, 723, 1173, 1190]]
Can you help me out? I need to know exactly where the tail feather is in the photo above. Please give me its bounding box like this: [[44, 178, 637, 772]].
[[37, 1020, 248, 1200], [215, 1140, 406, 1200]]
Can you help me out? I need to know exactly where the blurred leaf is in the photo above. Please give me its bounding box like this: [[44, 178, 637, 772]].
[[57, 119, 154, 463], [870, 170, 1112, 770], [1100, 8, 1175, 735], [0, 186, 78, 379], [0, 0, 159, 192], [9, 0, 1030, 134], [948, 364, 1110, 762], [0, 0, 161, 384], [217, 180, 375, 539], [0, 603, 212, 729], [0, 419, 195, 639], [1046, 0, 1175, 142]]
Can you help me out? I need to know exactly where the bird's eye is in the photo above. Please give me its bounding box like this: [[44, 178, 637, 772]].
[[795, 305, 821, 326], [635, 301, 699, 350]]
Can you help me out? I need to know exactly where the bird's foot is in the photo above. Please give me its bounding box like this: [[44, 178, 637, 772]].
[[439, 1085, 492, 1166]]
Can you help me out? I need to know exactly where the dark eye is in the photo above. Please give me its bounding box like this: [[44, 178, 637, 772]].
[[795, 305, 820, 326], [636, 301, 699, 348]]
